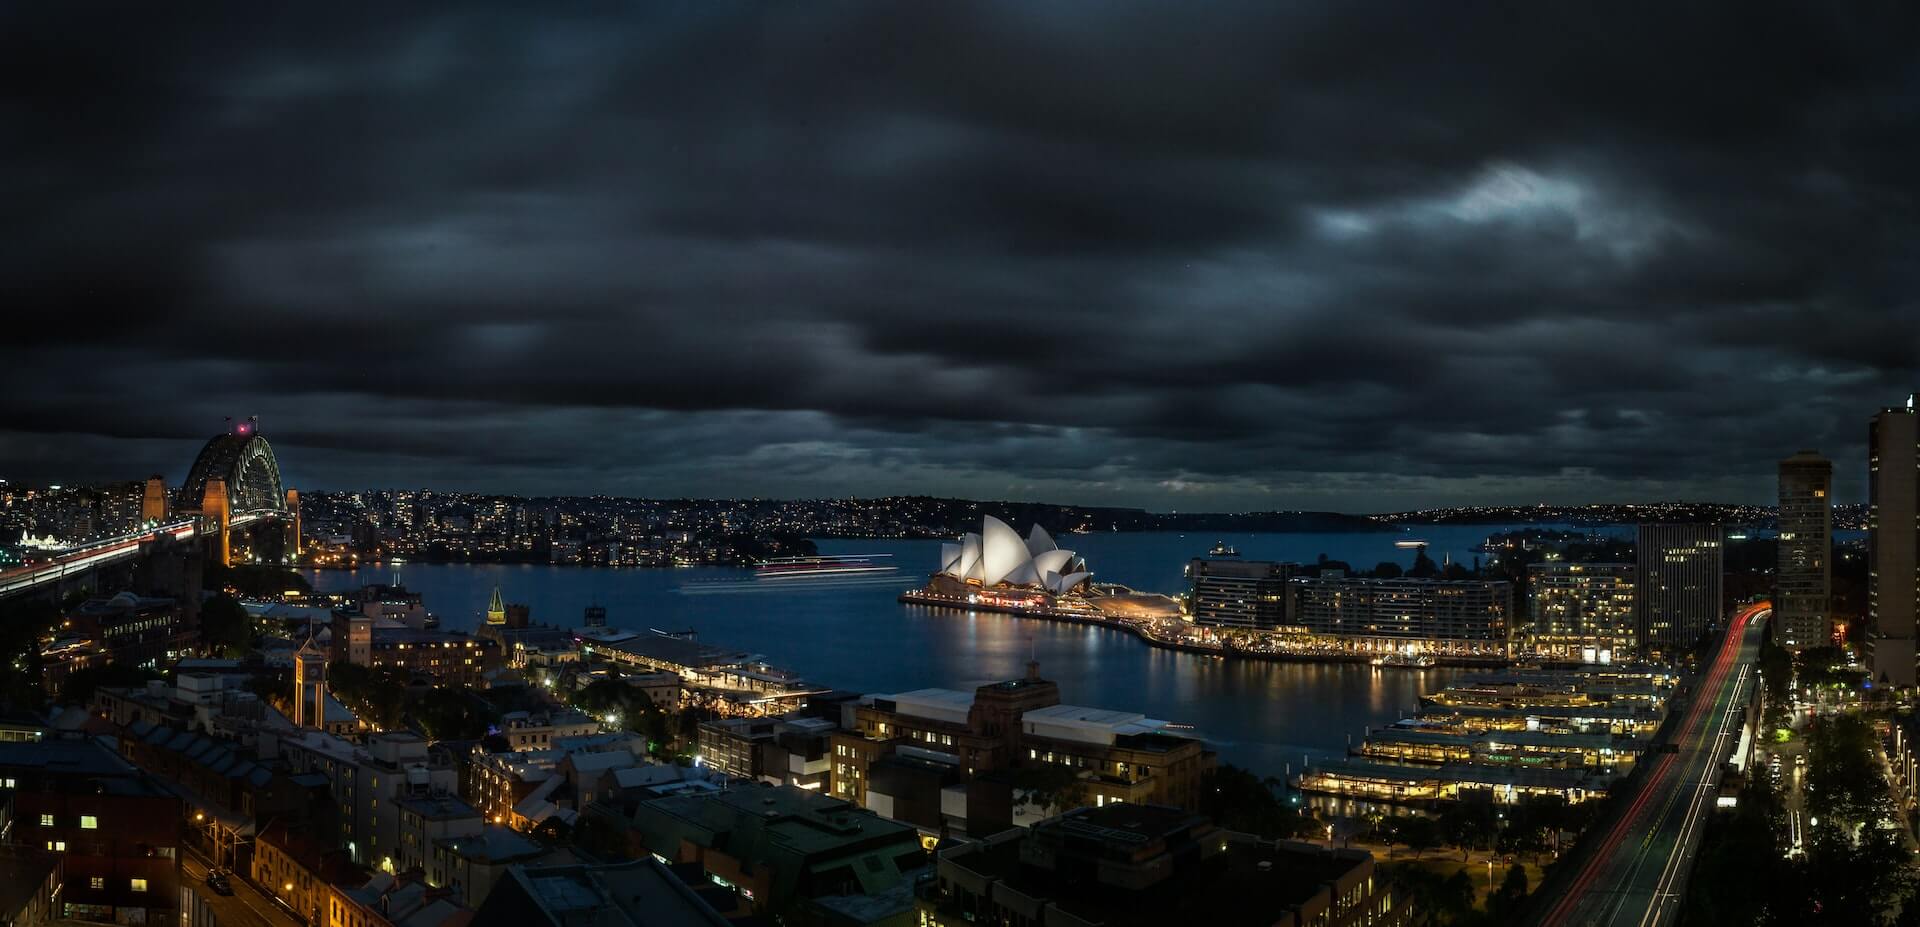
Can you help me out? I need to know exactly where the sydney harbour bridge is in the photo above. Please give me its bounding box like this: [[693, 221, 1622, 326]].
[[0, 420, 300, 599]]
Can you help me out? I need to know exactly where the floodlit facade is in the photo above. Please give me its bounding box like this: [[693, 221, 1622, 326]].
[[934, 516, 1089, 595], [1777, 451, 1833, 652], [1187, 558, 1293, 630], [1870, 396, 1919, 687], [1526, 563, 1635, 662], [1287, 577, 1513, 657]]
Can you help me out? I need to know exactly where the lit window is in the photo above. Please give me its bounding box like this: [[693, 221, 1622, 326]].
[[91, 877, 105, 890], [131, 879, 148, 892], [39, 814, 53, 827], [80, 815, 99, 829], [48, 841, 65, 852]]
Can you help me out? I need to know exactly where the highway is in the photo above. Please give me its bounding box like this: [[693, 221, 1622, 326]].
[[1533, 602, 1770, 927], [0, 511, 281, 599]]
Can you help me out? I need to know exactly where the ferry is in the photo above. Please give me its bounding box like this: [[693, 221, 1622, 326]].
[[1393, 539, 1430, 550], [1207, 541, 1240, 557], [755, 554, 897, 579]]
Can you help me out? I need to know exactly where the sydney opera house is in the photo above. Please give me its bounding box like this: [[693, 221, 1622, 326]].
[[924, 516, 1091, 602]]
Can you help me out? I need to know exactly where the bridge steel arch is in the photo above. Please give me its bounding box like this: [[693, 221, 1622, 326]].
[[180, 433, 288, 515]]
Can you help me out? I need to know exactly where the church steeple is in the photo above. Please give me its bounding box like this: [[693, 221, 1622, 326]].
[[486, 585, 506, 625]]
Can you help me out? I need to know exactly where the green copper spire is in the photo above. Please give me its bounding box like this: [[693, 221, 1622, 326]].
[[486, 585, 506, 625]]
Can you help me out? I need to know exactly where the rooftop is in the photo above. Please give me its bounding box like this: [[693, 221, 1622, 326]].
[[639, 785, 921, 858], [944, 820, 1371, 927], [399, 795, 481, 821], [587, 633, 747, 671], [877, 688, 975, 725], [0, 738, 138, 777], [473, 859, 728, 927], [436, 826, 547, 865]]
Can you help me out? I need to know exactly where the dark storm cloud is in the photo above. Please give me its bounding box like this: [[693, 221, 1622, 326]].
[[3, 2, 1917, 509]]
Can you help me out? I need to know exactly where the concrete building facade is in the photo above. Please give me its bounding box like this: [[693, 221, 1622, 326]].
[[1526, 563, 1635, 662], [1870, 397, 1919, 687], [1186, 558, 1293, 631], [1634, 524, 1723, 661], [1777, 451, 1834, 652]]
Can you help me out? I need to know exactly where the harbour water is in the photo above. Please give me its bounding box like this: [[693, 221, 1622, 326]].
[[302, 525, 1590, 776]]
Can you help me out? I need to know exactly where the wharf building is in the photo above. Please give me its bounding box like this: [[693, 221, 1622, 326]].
[[1777, 451, 1835, 652], [1297, 758, 1599, 809], [1353, 727, 1640, 771], [829, 663, 1214, 837], [1299, 667, 1667, 811], [1870, 395, 1920, 687], [579, 629, 827, 717], [1524, 563, 1636, 662], [1285, 576, 1513, 659], [1186, 557, 1294, 630], [925, 803, 1402, 927], [1634, 524, 1724, 662]]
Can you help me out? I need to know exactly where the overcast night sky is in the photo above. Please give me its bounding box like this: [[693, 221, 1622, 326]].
[[3, 4, 1916, 512]]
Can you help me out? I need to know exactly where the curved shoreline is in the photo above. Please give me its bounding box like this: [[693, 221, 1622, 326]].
[[897, 590, 1509, 668]]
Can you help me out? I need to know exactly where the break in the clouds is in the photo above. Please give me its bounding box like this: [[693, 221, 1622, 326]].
[[2, 3, 1916, 511]]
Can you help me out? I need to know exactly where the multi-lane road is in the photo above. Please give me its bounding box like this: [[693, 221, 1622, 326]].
[[1532, 602, 1770, 927]]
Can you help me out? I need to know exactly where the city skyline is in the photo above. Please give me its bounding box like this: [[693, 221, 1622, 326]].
[[4, 5, 1917, 510]]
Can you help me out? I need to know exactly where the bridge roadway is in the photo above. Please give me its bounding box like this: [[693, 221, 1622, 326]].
[[1532, 602, 1770, 927], [0, 512, 276, 599]]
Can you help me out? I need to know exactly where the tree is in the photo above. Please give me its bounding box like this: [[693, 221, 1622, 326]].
[[1396, 816, 1441, 858], [1408, 547, 1440, 579], [0, 598, 61, 710], [59, 663, 162, 705], [1011, 763, 1089, 817], [205, 563, 312, 598], [1198, 764, 1314, 839], [1440, 803, 1494, 860], [199, 594, 253, 657], [246, 667, 293, 713], [1486, 864, 1530, 923], [1373, 561, 1405, 579]]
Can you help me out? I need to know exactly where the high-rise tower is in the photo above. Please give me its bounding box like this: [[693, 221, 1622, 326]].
[[1869, 395, 1919, 687], [1777, 451, 1833, 652], [1635, 524, 1723, 662]]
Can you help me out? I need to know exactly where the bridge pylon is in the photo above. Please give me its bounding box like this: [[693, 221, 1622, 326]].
[[201, 478, 231, 568]]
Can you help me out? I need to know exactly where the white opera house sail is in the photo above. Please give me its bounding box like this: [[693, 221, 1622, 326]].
[[930, 516, 1091, 597]]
